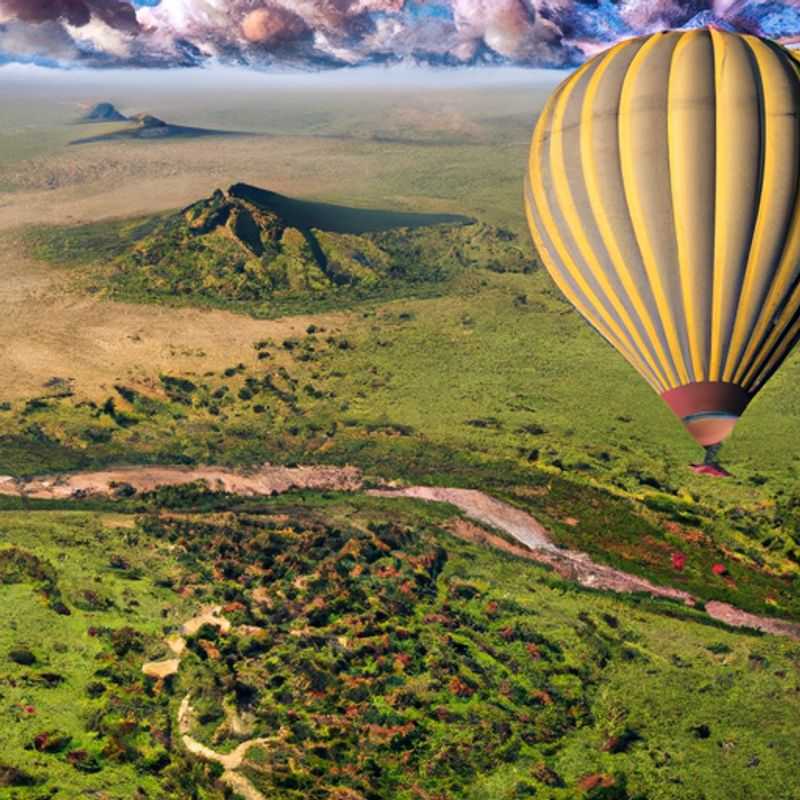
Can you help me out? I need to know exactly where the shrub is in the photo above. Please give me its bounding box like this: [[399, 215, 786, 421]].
[[8, 648, 36, 666]]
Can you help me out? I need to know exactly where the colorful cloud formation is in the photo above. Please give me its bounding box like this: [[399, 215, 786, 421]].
[[0, 0, 798, 69]]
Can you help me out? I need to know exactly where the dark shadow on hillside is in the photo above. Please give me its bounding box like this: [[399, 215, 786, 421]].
[[69, 122, 255, 146], [228, 183, 472, 234]]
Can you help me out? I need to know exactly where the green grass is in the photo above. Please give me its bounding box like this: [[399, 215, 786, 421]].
[[2, 498, 799, 799], [0, 285, 798, 621], [0, 128, 78, 171], [23, 215, 166, 268], [444, 528, 800, 800], [0, 511, 206, 798]]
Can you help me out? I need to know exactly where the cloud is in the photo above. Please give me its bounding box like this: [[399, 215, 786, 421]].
[[0, 0, 141, 65], [617, 0, 707, 31], [0, 18, 78, 61], [0, 0, 798, 70], [66, 15, 135, 57], [241, 6, 309, 46], [0, 0, 140, 32], [448, 0, 572, 64]]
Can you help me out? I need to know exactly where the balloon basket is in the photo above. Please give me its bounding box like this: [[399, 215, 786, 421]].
[[690, 443, 731, 477], [690, 462, 732, 478]]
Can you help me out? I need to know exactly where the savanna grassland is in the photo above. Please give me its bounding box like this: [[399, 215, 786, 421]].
[[1, 68, 800, 800], [3, 494, 800, 800]]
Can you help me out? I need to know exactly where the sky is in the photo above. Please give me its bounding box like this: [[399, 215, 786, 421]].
[[0, 1, 798, 71]]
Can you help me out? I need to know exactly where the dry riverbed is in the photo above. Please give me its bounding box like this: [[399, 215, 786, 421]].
[[3, 462, 798, 640]]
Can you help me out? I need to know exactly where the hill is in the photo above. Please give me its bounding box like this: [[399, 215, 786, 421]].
[[69, 113, 248, 145], [79, 102, 127, 123], [33, 184, 530, 309]]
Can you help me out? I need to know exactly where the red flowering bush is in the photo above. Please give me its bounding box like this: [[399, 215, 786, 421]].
[[671, 552, 686, 571]]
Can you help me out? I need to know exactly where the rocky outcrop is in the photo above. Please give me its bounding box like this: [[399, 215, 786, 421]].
[[80, 102, 127, 123], [184, 188, 287, 257], [129, 113, 167, 129]]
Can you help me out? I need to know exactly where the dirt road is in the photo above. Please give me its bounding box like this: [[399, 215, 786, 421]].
[[369, 485, 554, 551]]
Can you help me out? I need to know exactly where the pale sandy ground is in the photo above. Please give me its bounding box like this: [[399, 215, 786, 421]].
[[0, 133, 416, 233], [141, 658, 181, 680], [180, 605, 232, 637], [369, 485, 554, 550], [0, 235, 347, 401]]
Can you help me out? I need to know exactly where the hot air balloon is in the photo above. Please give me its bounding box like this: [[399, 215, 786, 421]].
[[524, 28, 800, 475]]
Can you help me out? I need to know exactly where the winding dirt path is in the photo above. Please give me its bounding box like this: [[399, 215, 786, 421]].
[[178, 694, 276, 770], [368, 486, 554, 551], [141, 606, 275, 799], [4, 463, 799, 640], [178, 693, 276, 800]]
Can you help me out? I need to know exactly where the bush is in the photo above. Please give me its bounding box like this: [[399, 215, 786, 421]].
[[32, 730, 72, 753], [0, 764, 37, 787], [8, 648, 36, 665]]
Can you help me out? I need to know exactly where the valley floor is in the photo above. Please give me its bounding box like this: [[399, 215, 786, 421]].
[[3, 486, 800, 800]]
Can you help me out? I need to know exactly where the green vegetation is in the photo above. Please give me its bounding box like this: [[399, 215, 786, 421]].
[[2, 262, 799, 623], [24, 185, 530, 316], [0, 360, 797, 624], [5, 81, 800, 799], [1, 498, 799, 799], [0, 511, 207, 798], [24, 215, 165, 268]]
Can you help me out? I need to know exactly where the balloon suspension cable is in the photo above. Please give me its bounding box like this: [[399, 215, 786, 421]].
[[690, 443, 731, 478], [704, 443, 722, 467]]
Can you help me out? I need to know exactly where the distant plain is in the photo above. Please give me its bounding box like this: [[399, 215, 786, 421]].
[[0, 70, 550, 397]]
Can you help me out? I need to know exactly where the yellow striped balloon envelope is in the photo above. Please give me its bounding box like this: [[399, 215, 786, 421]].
[[525, 28, 800, 457]]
